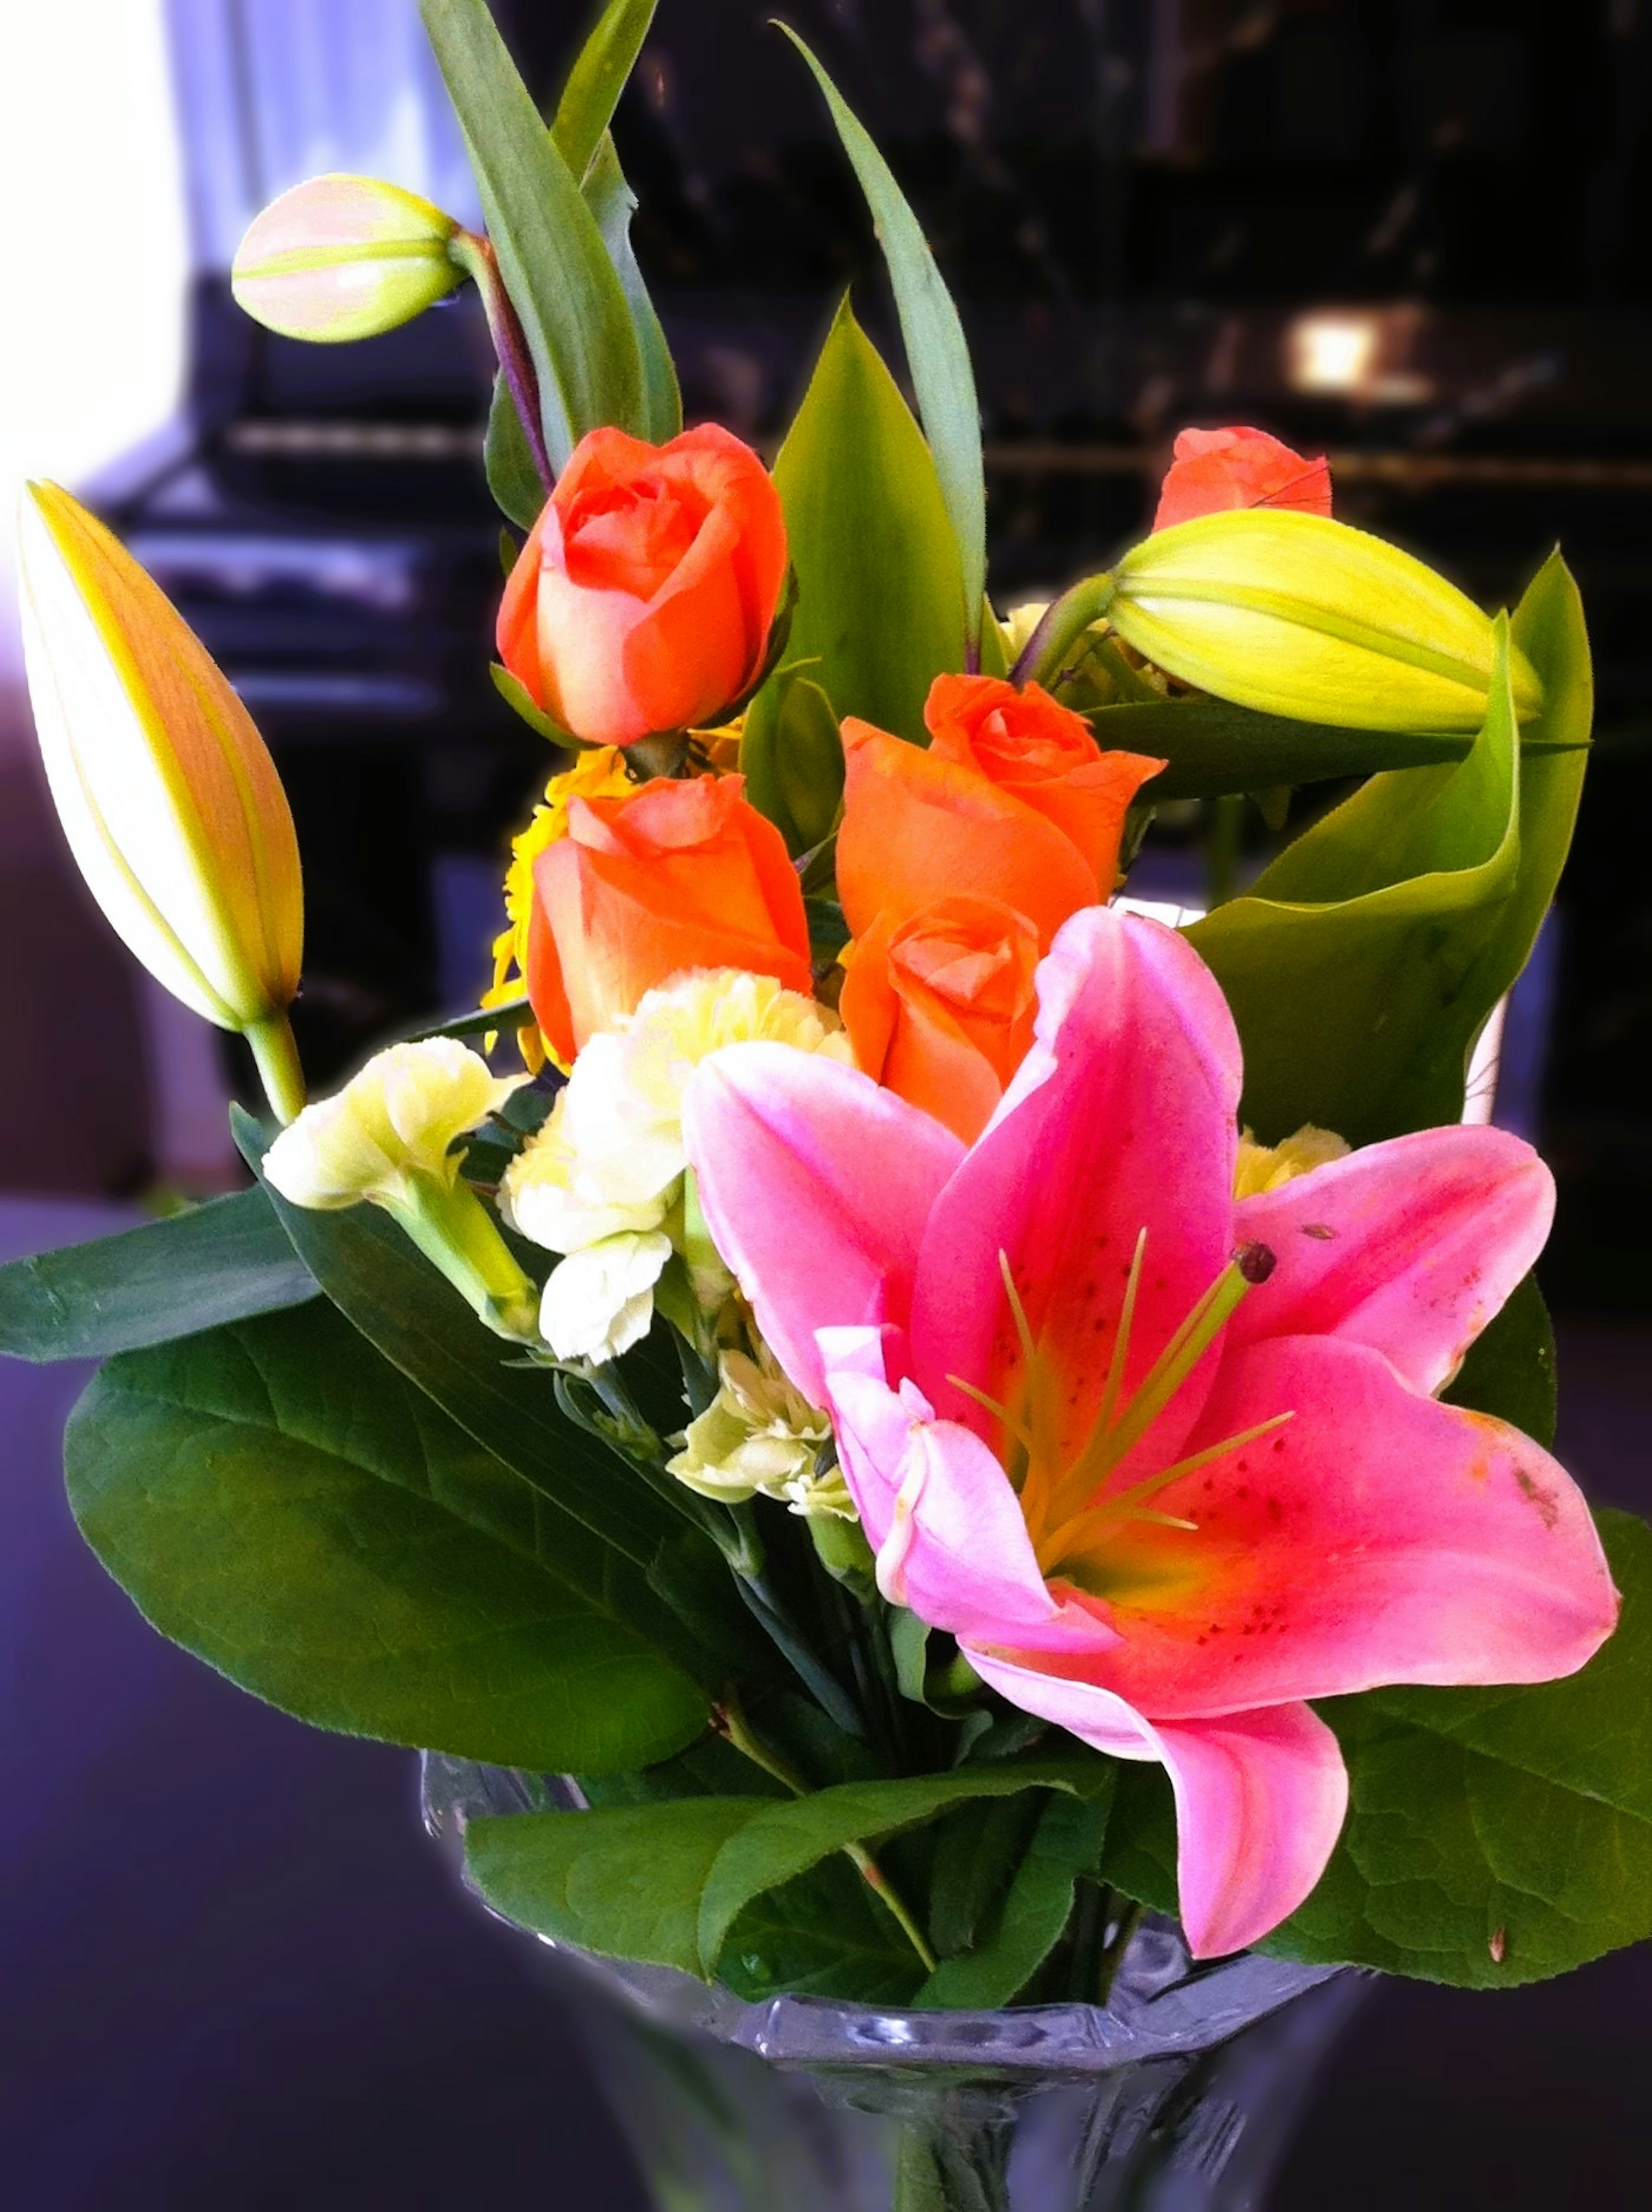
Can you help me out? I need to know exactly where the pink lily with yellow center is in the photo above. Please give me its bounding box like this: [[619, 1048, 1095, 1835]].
[[683, 907, 1619, 1959]]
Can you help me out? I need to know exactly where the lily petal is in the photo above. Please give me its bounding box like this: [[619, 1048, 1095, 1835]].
[[1082, 1333, 1619, 1720], [964, 1643, 1347, 1957], [1230, 1125, 1554, 1394], [912, 907, 1241, 1466], [684, 1045, 965, 1403]]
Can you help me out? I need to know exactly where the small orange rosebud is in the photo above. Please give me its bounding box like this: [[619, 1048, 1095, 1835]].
[[835, 676, 1163, 947], [1153, 425, 1332, 533], [840, 897, 1041, 1145], [498, 425, 788, 750], [526, 774, 812, 1063]]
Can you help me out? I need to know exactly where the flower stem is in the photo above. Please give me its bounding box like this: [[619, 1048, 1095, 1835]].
[[1010, 571, 1116, 691], [450, 231, 555, 496], [715, 1695, 939, 1976], [245, 1010, 306, 1126]]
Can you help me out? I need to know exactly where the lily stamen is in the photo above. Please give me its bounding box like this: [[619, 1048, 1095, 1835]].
[[1036, 1410, 1295, 1575]]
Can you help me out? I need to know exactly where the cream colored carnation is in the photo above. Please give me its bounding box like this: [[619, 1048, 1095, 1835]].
[[1233, 1123, 1351, 1200], [668, 1345, 848, 1519], [539, 1231, 672, 1364], [265, 1039, 526, 1209], [497, 1091, 670, 1254]]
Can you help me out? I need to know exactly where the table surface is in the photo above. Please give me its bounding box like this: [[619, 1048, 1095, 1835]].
[[4, 1198, 1650, 2210]]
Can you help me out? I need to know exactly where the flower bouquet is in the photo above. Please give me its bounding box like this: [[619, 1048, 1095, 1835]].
[[5, 4, 1647, 2206]]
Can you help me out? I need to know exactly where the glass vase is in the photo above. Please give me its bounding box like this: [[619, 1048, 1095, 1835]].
[[422, 1756, 1365, 2212]]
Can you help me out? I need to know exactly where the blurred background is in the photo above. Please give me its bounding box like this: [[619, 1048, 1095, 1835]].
[[3, 1, 1650, 2204]]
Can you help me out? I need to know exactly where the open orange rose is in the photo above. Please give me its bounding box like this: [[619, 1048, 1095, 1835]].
[[835, 677, 1163, 945], [499, 425, 788, 750], [840, 896, 1041, 1144], [527, 773, 812, 1063], [1152, 425, 1331, 532]]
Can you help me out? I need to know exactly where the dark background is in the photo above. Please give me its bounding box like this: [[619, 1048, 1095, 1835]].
[[3, 1, 1652, 2203]]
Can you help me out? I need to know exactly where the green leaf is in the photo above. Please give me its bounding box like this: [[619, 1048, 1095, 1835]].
[[234, 1113, 734, 1691], [918, 1786, 1112, 2008], [1443, 1272, 1557, 1449], [421, 0, 643, 468], [741, 665, 844, 852], [779, 27, 986, 654], [485, 372, 547, 530], [1186, 619, 1522, 1146], [468, 1796, 761, 1973], [0, 1189, 314, 1364], [1263, 1509, 1652, 1987], [66, 1302, 706, 1773], [718, 1852, 922, 2003], [582, 132, 682, 444], [1088, 696, 1578, 805], [551, 0, 658, 182], [696, 1759, 1106, 1975], [757, 300, 965, 747], [490, 660, 577, 744]]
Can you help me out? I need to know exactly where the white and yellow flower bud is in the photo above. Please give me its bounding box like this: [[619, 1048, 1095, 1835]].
[[265, 1041, 539, 1340], [231, 175, 462, 344], [1233, 1123, 1351, 1200], [667, 1345, 846, 1518], [18, 482, 307, 1118], [539, 1232, 673, 1365], [1108, 509, 1541, 732]]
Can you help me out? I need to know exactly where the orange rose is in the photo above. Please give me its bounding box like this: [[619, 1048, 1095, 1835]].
[[527, 773, 812, 1063], [835, 676, 1164, 945], [1152, 425, 1331, 533], [498, 425, 788, 750], [840, 897, 1041, 1144]]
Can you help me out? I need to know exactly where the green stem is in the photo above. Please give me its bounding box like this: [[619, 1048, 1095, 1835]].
[[245, 1010, 306, 1126], [383, 1173, 540, 1342], [1095, 1900, 1146, 2005], [1010, 572, 1116, 692], [449, 230, 554, 495], [717, 1696, 939, 1976], [1206, 793, 1245, 908]]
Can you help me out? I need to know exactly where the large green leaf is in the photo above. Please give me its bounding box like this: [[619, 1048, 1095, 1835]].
[[421, 0, 643, 468], [234, 1116, 736, 1690], [583, 132, 681, 444], [551, 0, 658, 182], [751, 300, 965, 760], [1089, 695, 1580, 805], [66, 1302, 706, 1773], [918, 1786, 1112, 2008], [1186, 620, 1522, 1146], [1100, 1512, 1652, 1990], [778, 28, 985, 656], [696, 1759, 1106, 1975], [0, 1189, 314, 1364]]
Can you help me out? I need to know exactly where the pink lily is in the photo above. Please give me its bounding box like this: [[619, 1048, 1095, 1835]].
[[683, 907, 1619, 1958]]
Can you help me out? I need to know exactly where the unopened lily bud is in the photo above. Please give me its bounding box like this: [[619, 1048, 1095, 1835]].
[[18, 482, 306, 1118], [231, 174, 462, 343], [1108, 509, 1542, 732], [265, 1041, 539, 1341]]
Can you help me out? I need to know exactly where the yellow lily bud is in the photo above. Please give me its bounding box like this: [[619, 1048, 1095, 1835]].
[[264, 1041, 540, 1341], [1108, 510, 1542, 732], [231, 174, 462, 343], [18, 482, 306, 1117]]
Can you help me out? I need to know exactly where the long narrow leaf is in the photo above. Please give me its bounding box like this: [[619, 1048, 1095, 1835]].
[[421, 0, 642, 467], [552, 0, 659, 182], [779, 26, 986, 653]]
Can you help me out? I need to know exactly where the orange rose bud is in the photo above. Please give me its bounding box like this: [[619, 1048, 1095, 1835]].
[[841, 897, 1041, 1145], [835, 677, 1164, 946], [527, 774, 812, 1063], [1152, 425, 1332, 533], [498, 424, 788, 749]]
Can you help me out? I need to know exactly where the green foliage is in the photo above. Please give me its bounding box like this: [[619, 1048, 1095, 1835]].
[[755, 300, 965, 760], [550, 0, 658, 182], [465, 1759, 1106, 1997], [1100, 1512, 1652, 1989], [66, 1302, 706, 1773], [0, 1190, 314, 1364], [1443, 1272, 1557, 1449], [582, 133, 681, 443], [918, 1787, 1113, 2008], [778, 27, 986, 656], [741, 666, 844, 855], [421, 0, 643, 467], [484, 373, 546, 529]]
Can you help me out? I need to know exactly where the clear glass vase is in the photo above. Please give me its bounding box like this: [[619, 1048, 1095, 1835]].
[[422, 1756, 1365, 2212]]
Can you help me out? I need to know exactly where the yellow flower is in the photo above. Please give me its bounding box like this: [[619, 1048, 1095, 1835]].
[[482, 746, 636, 1071], [1233, 1123, 1351, 1200], [18, 481, 306, 1119]]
